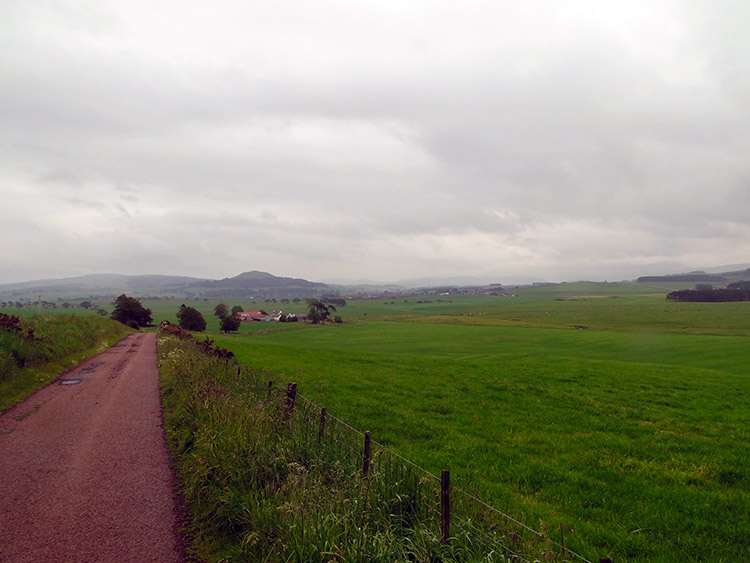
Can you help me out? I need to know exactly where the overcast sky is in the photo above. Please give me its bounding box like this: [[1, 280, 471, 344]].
[[2, 1, 749, 285]]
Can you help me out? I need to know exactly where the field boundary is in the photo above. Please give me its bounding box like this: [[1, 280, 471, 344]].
[[283, 381, 597, 563]]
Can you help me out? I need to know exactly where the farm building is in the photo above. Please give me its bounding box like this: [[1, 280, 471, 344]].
[[234, 311, 266, 322], [235, 310, 309, 322]]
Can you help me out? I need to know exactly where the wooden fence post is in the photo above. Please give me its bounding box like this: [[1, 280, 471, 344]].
[[363, 431, 371, 477], [318, 407, 326, 445], [267, 380, 273, 401], [285, 382, 297, 420], [560, 524, 565, 556], [441, 470, 450, 543]]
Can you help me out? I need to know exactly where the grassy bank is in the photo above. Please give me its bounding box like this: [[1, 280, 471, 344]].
[[0, 314, 132, 412], [158, 324, 570, 562]]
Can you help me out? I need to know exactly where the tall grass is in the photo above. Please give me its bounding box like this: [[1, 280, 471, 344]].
[[158, 327, 577, 562], [0, 314, 132, 412]]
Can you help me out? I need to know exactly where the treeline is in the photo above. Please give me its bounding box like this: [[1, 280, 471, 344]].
[[667, 287, 750, 302], [638, 274, 728, 283]]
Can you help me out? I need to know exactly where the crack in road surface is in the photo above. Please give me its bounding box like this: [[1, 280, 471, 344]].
[[0, 333, 184, 562]]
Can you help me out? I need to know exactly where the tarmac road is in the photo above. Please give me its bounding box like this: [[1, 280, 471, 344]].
[[0, 332, 184, 562]]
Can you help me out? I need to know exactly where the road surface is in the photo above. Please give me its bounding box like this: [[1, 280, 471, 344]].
[[0, 332, 184, 562]]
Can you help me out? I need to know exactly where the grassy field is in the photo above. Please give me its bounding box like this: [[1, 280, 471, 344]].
[[208, 286, 749, 562]]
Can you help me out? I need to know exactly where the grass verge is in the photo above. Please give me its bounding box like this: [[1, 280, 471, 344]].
[[0, 314, 132, 413]]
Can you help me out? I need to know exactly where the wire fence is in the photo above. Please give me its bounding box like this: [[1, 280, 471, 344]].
[[163, 326, 611, 562], [269, 380, 596, 563]]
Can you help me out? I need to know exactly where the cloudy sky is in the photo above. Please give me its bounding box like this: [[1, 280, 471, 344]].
[[2, 1, 749, 285]]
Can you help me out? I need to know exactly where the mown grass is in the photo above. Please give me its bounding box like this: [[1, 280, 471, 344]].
[[0, 315, 132, 412], [211, 294, 750, 562], [158, 329, 545, 562]]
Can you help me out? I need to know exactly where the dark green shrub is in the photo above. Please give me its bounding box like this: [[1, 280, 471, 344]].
[[220, 315, 241, 333], [111, 294, 152, 328], [177, 305, 207, 332]]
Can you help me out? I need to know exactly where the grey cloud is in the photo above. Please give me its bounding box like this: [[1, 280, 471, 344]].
[[2, 1, 750, 283]]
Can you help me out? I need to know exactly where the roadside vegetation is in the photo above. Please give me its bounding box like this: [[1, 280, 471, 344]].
[[158, 324, 525, 562], [0, 313, 132, 412]]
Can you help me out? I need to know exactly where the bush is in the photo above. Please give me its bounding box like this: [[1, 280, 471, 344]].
[[220, 315, 242, 333], [0, 313, 45, 381]]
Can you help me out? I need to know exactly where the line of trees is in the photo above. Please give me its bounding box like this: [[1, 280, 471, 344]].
[[667, 287, 750, 302], [107, 294, 349, 332]]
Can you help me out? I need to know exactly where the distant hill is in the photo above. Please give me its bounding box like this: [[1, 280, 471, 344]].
[[0, 271, 329, 300], [194, 271, 327, 298], [0, 274, 208, 299]]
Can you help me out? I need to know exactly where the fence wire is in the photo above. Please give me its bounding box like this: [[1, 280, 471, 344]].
[[169, 335, 598, 562], [276, 386, 592, 563]]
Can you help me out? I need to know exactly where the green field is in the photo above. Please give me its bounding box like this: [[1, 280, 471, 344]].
[[3, 284, 748, 560], [207, 286, 749, 562]]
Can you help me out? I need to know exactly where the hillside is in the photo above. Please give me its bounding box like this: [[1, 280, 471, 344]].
[[0, 274, 207, 300], [196, 270, 327, 298], [0, 271, 329, 301]]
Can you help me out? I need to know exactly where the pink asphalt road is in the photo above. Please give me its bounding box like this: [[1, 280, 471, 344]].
[[0, 332, 184, 562]]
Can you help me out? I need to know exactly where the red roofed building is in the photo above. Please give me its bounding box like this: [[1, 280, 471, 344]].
[[235, 311, 265, 322]]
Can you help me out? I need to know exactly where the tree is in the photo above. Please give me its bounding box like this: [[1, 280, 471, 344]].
[[177, 304, 207, 332], [307, 299, 336, 324], [220, 315, 242, 333], [214, 303, 229, 318], [111, 294, 152, 329], [231, 305, 244, 315], [728, 280, 750, 291], [322, 296, 347, 307]]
